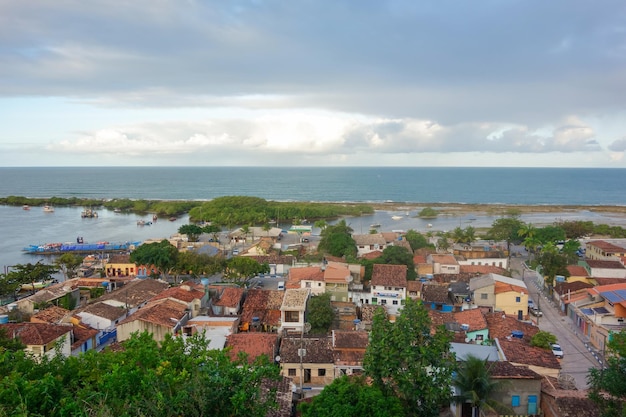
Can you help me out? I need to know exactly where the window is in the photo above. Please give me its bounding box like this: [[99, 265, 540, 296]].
[[371, 297, 377, 305], [284, 311, 299, 322], [318, 369, 326, 377], [481, 293, 488, 300], [381, 299, 387, 305], [511, 395, 520, 407], [288, 368, 296, 376], [305, 282, 311, 288], [392, 300, 398, 305], [516, 296, 521, 303]]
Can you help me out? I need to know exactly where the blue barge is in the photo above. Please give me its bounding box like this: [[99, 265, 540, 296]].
[[23, 241, 141, 255]]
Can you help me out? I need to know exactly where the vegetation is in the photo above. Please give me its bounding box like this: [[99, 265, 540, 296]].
[[589, 330, 626, 417], [374, 245, 417, 280], [129, 240, 179, 281], [188, 196, 373, 225], [307, 293, 335, 334], [0, 261, 58, 299], [224, 257, 270, 286], [530, 330, 557, 349], [178, 224, 205, 242], [0, 331, 281, 417], [54, 253, 83, 280], [299, 376, 404, 417], [404, 229, 434, 251], [418, 207, 438, 218], [364, 298, 455, 417], [318, 220, 357, 259], [453, 355, 512, 417], [486, 216, 524, 256]]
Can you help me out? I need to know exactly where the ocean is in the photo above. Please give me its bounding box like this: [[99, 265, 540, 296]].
[[1, 166, 626, 274]]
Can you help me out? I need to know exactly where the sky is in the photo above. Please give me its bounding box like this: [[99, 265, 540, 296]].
[[1, 1, 626, 168]]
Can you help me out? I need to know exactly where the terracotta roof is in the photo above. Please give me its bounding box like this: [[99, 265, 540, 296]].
[[567, 265, 589, 277], [484, 312, 538, 343], [97, 278, 169, 308], [393, 240, 412, 251], [288, 267, 324, 289], [324, 264, 352, 284], [75, 278, 111, 287], [428, 310, 455, 333], [1, 322, 71, 345], [371, 264, 408, 287], [332, 330, 369, 349], [589, 282, 626, 295], [71, 324, 99, 350], [225, 333, 279, 364], [79, 301, 127, 321], [454, 309, 487, 331], [459, 265, 508, 275], [587, 240, 626, 253], [353, 233, 387, 246], [108, 254, 132, 263], [488, 361, 542, 379], [30, 305, 70, 324], [279, 336, 333, 363], [494, 280, 526, 295], [247, 254, 295, 265], [586, 259, 626, 269], [413, 254, 428, 264], [497, 338, 561, 369], [593, 277, 626, 286], [431, 254, 458, 265], [213, 287, 245, 308], [262, 376, 293, 417], [407, 280, 422, 294], [118, 299, 187, 328], [281, 289, 310, 310], [360, 304, 385, 323], [361, 250, 383, 260], [422, 284, 451, 304], [152, 285, 205, 303], [240, 289, 283, 326], [554, 281, 593, 296]]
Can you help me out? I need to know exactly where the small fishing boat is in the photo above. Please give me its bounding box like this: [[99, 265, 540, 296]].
[[19, 280, 55, 292], [43, 205, 55, 213], [22, 205, 30, 210], [391, 216, 403, 220], [169, 217, 177, 221], [81, 208, 98, 218], [370, 223, 381, 228]]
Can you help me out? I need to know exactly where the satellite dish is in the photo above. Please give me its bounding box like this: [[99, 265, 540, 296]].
[[304, 322, 312, 334], [345, 275, 354, 283], [275, 355, 281, 363]]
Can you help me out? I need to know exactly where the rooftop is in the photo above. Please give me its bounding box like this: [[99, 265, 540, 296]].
[[279, 336, 334, 363], [225, 333, 278, 364], [281, 288, 310, 310], [371, 264, 408, 287], [1, 322, 72, 345]]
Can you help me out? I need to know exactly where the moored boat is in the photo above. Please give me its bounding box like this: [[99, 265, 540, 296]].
[[22, 205, 30, 210], [391, 215, 402, 220], [43, 205, 55, 213], [370, 223, 381, 228], [19, 280, 55, 292], [81, 208, 98, 218]]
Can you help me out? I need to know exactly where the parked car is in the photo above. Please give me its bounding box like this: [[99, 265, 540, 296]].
[[551, 343, 564, 359], [529, 306, 543, 317]]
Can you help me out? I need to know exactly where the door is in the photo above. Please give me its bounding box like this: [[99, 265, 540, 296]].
[[527, 395, 537, 415]]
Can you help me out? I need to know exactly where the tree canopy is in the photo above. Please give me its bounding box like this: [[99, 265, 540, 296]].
[[454, 355, 512, 417], [224, 257, 270, 286], [589, 330, 626, 417], [317, 220, 357, 259], [364, 298, 455, 417], [307, 293, 335, 334], [129, 240, 179, 280], [404, 229, 433, 251]]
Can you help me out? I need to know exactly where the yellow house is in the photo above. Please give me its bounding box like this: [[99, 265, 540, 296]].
[[279, 336, 335, 390], [565, 265, 592, 284], [470, 273, 529, 319], [105, 254, 137, 277]]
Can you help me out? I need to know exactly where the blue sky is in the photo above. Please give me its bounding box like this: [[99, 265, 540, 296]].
[[1, 1, 626, 167]]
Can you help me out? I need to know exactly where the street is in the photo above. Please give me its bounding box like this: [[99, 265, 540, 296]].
[[509, 251, 599, 389]]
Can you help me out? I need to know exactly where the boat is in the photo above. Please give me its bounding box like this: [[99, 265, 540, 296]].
[[81, 208, 98, 218], [113, 208, 122, 213], [22, 205, 30, 210], [152, 214, 158, 221], [169, 217, 177, 221], [43, 205, 55, 213], [391, 215, 403, 220], [137, 220, 145, 226], [370, 223, 381, 228], [19, 280, 56, 292], [22, 240, 141, 255]]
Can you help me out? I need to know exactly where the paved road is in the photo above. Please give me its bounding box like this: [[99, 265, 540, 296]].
[[509, 253, 599, 389]]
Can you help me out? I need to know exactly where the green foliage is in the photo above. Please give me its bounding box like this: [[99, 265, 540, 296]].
[[486, 217, 524, 254], [404, 229, 433, 251], [589, 331, 626, 416], [299, 375, 405, 417], [537, 249, 569, 290], [88, 287, 105, 299], [187, 196, 373, 225], [530, 331, 557, 349], [54, 253, 83, 280], [1, 261, 58, 297], [0, 332, 281, 417], [307, 293, 335, 334], [318, 220, 357, 258], [454, 355, 512, 416], [129, 240, 179, 280], [0, 328, 25, 352], [225, 257, 270, 286], [418, 207, 438, 218], [451, 226, 476, 245], [178, 224, 204, 242], [558, 220, 594, 239], [364, 298, 455, 417], [534, 225, 566, 245]]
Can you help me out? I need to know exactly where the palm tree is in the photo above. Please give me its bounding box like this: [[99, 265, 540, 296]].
[[453, 355, 512, 417]]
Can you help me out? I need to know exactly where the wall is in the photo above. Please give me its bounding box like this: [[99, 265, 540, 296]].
[[495, 291, 528, 317], [492, 378, 542, 415]]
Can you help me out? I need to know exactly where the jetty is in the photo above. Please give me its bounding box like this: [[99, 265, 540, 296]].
[[22, 241, 141, 255]]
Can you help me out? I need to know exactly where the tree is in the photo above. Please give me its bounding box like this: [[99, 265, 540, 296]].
[[437, 235, 450, 253], [6, 261, 58, 294], [299, 376, 404, 417], [405, 229, 431, 251], [364, 298, 455, 417], [318, 220, 357, 259], [454, 355, 512, 417], [178, 224, 204, 242], [202, 224, 222, 242], [534, 225, 566, 245], [129, 240, 179, 280], [487, 216, 524, 256], [377, 246, 417, 280], [537, 246, 569, 292], [418, 207, 438, 218], [307, 293, 334, 334], [530, 330, 557, 349], [0, 328, 25, 352], [589, 330, 626, 417], [54, 253, 83, 280], [224, 257, 269, 286]]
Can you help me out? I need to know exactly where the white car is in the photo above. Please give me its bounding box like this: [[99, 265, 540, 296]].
[[551, 344, 564, 359]]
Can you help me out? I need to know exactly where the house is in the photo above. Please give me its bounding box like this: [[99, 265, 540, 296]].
[[583, 259, 626, 279], [422, 283, 454, 311], [70, 323, 99, 356], [151, 283, 206, 318], [406, 280, 423, 300], [414, 253, 434, 277], [75, 301, 128, 332], [245, 254, 295, 276], [488, 361, 543, 416], [448, 281, 471, 310], [454, 308, 488, 344], [541, 386, 600, 417], [279, 336, 334, 389], [484, 312, 538, 344], [116, 299, 190, 343], [240, 289, 284, 333], [585, 240, 626, 261], [565, 265, 591, 284], [0, 322, 72, 358], [331, 330, 369, 378], [225, 333, 279, 364], [496, 338, 561, 378], [288, 266, 325, 293], [279, 288, 310, 334], [181, 316, 239, 350], [470, 273, 529, 318], [370, 264, 408, 318], [454, 244, 509, 270], [104, 254, 137, 277], [30, 305, 71, 324], [428, 254, 460, 275], [553, 281, 593, 314], [15, 280, 81, 315], [324, 264, 352, 302], [353, 233, 388, 257], [332, 301, 359, 330], [211, 287, 245, 316], [94, 278, 170, 316]]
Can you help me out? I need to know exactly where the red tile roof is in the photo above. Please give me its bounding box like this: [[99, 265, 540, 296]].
[[288, 267, 324, 289], [332, 330, 369, 349], [454, 309, 487, 332], [152, 285, 205, 303], [488, 361, 542, 379], [30, 305, 70, 324], [422, 284, 451, 304], [484, 312, 538, 343], [213, 287, 245, 308], [324, 264, 352, 284], [586, 259, 625, 269], [362, 250, 383, 260], [118, 299, 187, 328], [226, 333, 279, 364], [587, 240, 626, 253], [459, 265, 508, 275], [371, 264, 408, 287], [240, 289, 283, 326], [1, 322, 72, 345], [279, 336, 333, 363], [71, 324, 99, 350], [497, 338, 561, 369], [566, 265, 589, 277], [494, 281, 526, 295]]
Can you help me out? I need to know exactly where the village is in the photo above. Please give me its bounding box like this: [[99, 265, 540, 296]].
[[2, 221, 626, 417]]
